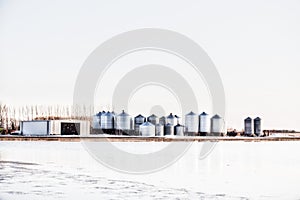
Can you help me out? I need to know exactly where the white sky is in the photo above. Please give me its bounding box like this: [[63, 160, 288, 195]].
[[0, 0, 299, 130]]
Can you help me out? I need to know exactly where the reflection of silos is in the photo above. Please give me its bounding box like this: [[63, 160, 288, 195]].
[[147, 114, 158, 125], [254, 117, 261, 136], [185, 111, 198, 136], [199, 112, 210, 136], [139, 122, 155, 136], [116, 110, 132, 135], [174, 124, 184, 136], [244, 117, 252, 136], [134, 114, 145, 135], [155, 124, 164, 136], [164, 123, 174, 136], [210, 114, 223, 136], [100, 111, 115, 134]]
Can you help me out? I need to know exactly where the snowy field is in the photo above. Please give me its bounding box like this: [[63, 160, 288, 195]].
[[0, 141, 300, 200]]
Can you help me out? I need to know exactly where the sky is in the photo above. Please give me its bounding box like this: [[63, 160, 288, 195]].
[[0, 0, 300, 130]]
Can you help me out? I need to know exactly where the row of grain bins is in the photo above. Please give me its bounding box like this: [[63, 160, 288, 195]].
[[92, 110, 225, 136], [244, 117, 261, 136], [20, 120, 90, 136]]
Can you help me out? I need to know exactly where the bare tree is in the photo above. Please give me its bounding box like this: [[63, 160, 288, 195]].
[[0, 103, 4, 128], [4, 105, 9, 132]]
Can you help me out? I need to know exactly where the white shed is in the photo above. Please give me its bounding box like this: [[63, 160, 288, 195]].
[[21, 120, 90, 136], [21, 120, 51, 136]]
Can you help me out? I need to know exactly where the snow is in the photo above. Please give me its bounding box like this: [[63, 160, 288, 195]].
[[0, 141, 300, 199]]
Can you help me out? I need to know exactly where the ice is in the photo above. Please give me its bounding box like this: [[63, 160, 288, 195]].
[[1, 141, 300, 199]]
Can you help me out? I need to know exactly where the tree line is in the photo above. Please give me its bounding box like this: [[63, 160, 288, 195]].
[[0, 103, 93, 133]]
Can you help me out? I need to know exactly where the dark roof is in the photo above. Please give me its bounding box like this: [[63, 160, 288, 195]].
[[200, 112, 208, 116], [135, 114, 145, 118], [212, 114, 221, 119]]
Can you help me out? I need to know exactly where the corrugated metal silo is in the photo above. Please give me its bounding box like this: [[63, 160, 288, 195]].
[[254, 117, 261, 136], [155, 124, 164, 136], [134, 114, 145, 135], [166, 113, 176, 126], [116, 110, 132, 135], [139, 122, 155, 136], [175, 115, 181, 124], [147, 114, 158, 125], [199, 112, 210, 136], [174, 124, 184, 136], [164, 123, 174, 136], [100, 111, 114, 129], [211, 114, 223, 136], [98, 111, 106, 129], [92, 112, 101, 129], [244, 117, 252, 136], [185, 111, 198, 135], [159, 116, 166, 125], [100, 111, 114, 134]]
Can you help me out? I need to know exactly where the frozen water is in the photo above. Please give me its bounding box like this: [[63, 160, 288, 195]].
[[0, 141, 300, 199]]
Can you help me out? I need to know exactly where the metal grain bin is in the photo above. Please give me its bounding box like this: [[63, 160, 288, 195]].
[[134, 114, 146, 135], [174, 124, 184, 136], [116, 110, 132, 135], [100, 111, 106, 127], [100, 111, 114, 129], [244, 117, 252, 136], [147, 114, 158, 125], [164, 123, 174, 136], [92, 112, 101, 129], [254, 117, 261, 136], [159, 116, 166, 125], [175, 115, 181, 124], [100, 111, 114, 130], [166, 113, 176, 126], [155, 123, 164, 136], [139, 122, 155, 136], [199, 112, 210, 136], [185, 111, 198, 135], [211, 114, 223, 136]]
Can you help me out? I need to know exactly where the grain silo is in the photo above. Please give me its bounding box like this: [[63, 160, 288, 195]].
[[134, 114, 146, 135], [100, 111, 115, 134], [147, 114, 158, 125], [166, 113, 176, 126], [92, 112, 101, 129], [199, 112, 210, 136], [174, 124, 184, 136], [159, 116, 166, 125], [164, 123, 174, 136], [139, 122, 155, 136], [210, 114, 223, 136], [254, 117, 261, 136], [116, 110, 133, 135], [244, 117, 252, 136], [185, 111, 198, 136], [175, 115, 181, 124], [155, 123, 164, 136]]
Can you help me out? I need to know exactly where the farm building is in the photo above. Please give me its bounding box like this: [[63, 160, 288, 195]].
[[20, 120, 90, 136]]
